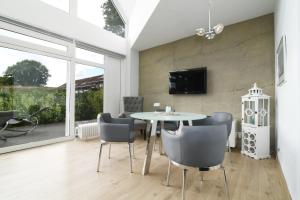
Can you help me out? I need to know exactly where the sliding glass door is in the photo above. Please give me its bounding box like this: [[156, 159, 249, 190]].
[[0, 47, 68, 148], [0, 20, 123, 153]]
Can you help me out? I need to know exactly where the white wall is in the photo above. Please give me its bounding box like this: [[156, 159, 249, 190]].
[[128, 0, 160, 46], [275, 0, 300, 199], [0, 0, 127, 55], [122, 0, 160, 103], [104, 56, 121, 116]]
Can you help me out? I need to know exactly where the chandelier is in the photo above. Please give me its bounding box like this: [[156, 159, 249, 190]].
[[196, 0, 224, 40]]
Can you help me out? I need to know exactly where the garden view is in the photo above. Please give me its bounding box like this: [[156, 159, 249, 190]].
[[0, 59, 103, 124]]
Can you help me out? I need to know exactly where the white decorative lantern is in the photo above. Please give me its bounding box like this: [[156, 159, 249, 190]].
[[241, 83, 271, 159]]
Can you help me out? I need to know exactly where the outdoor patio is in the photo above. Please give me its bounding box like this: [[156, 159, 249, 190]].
[[0, 123, 65, 148]]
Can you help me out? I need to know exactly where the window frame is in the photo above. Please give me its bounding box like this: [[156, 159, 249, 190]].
[[0, 22, 74, 153], [75, 0, 127, 38], [0, 17, 123, 154]]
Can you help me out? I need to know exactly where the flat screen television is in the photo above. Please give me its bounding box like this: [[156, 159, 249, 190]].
[[169, 67, 207, 94]]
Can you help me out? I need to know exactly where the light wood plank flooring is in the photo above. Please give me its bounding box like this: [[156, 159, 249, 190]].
[[0, 137, 291, 200]]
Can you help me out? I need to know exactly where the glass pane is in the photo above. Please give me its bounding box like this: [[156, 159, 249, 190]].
[[0, 47, 67, 148], [264, 99, 269, 126], [75, 64, 104, 127], [40, 0, 69, 13], [250, 101, 255, 125], [258, 99, 263, 126], [243, 101, 249, 123], [75, 48, 104, 64], [77, 0, 125, 37], [0, 29, 67, 52]]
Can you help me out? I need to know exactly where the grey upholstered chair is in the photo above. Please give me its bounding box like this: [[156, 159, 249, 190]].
[[193, 112, 233, 152], [162, 125, 230, 200], [97, 113, 135, 173], [120, 96, 147, 140]]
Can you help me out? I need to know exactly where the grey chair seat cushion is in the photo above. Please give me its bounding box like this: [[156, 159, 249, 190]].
[[134, 119, 147, 130]]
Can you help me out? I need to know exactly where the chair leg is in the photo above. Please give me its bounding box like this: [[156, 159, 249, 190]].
[[108, 143, 111, 159], [166, 160, 171, 186], [222, 166, 230, 200], [182, 169, 188, 200], [128, 143, 133, 173], [159, 136, 164, 155], [132, 143, 136, 159], [227, 139, 232, 163], [96, 143, 103, 172], [143, 129, 146, 140]]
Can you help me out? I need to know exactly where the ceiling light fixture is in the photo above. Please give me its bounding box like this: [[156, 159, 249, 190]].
[[196, 0, 224, 40]]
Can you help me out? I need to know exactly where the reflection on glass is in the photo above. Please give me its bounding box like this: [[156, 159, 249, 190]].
[[75, 64, 104, 125], [0, 47, 67, 148], [77, 0, 125, 37], [264, 99, 268, 126], [250, 101, 255, 125], [258, 99, 263, 126]]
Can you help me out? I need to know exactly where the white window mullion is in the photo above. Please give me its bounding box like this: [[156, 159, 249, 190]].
[[0, 41, 71, 61], [69, 0, 78, 17], [67, 42, 76, 136]]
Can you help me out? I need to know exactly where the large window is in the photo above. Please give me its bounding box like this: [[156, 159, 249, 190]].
[[0, 47, 68, 148], [77, 0, 125, 37], [0, 19, 122, 153], [75, 64, 104, 125]]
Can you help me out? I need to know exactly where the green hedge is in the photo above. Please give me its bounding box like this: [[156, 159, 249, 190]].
[[0, 86, 103, 124]]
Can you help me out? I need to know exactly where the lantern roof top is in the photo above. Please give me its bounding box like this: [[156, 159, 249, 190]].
[[242, 83, 270, 98]]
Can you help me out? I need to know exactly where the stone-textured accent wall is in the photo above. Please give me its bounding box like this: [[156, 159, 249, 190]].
[[139, 14, 275, 148]]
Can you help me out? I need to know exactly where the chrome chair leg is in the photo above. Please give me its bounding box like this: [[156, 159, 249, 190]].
[[128, 143, 133, 173], [166, 160, 171, 186], [222, 166, 230, 200], [182, 169, 187, 200], [97, 143, 103, 172], [132, 143, 136, 159], [108, 143, 111, 159], [227, 139, 232, 163]]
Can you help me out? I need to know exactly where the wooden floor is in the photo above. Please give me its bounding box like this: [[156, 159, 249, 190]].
[[0, 137, 291, 200]]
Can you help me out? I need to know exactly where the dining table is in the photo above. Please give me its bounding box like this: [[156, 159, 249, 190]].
[[130, 112, 206, 175]]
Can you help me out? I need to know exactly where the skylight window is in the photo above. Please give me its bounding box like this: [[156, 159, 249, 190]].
[[77, 0, 125, 37], [40, 0, 69, 13]]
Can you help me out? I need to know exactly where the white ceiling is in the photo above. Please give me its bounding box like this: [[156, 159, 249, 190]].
[[114, 0, 137, 21], [132, 0, 275, 50]]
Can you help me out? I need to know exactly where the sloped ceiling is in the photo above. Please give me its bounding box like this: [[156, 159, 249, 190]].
[[131, 0, 275, 50]]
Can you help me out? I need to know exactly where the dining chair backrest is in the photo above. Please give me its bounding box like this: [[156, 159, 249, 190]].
[[193, 112, 233, 137], [162, 124, 227, 168]]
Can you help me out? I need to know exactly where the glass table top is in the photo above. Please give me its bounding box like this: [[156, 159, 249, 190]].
[[130, 112, 206, 121]]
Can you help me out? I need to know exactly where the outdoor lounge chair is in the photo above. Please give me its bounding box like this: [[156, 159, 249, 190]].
[[0, 107, 50, 141]]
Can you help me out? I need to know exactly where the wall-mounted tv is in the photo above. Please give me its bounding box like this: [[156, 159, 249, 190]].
[[169, 67, 207, 94]]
